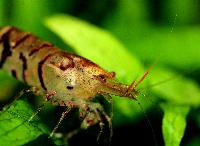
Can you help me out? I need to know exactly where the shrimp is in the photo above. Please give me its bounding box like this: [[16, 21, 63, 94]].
[[0, 26, 150, 140]]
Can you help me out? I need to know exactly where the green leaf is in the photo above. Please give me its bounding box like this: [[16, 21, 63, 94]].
[[0, 100, 49, 146], [45, 14, 155, 126], [45, 14, 143, 83], [150, 67, 200, 106], [161, 103, 190, 146], [131, 28, 200, 69], [0, 0, 6, 26], [104, 0, 200, 69]]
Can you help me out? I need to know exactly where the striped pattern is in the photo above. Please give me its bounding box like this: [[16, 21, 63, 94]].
[[0, 26, 61, 91], [0, 26, 111, 97]]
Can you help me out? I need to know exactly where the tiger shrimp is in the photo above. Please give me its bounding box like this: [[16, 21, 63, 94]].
[[0, 26, 151, 141]]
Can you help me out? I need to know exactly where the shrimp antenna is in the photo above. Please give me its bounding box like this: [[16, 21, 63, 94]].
[[135, 65, 153, 87], [124, 62, 159, 145], [139, 64, 200, 91], [126, 63, 154, 96], [135, 97, 158, 146], [136, 55, 161, 87]]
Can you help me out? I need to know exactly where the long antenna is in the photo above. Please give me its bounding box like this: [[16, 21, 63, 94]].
[[139, 65, 200, 91], [135, 97, 158, 146], [135, 58, 160, 88], [135, 66, 153, 87]]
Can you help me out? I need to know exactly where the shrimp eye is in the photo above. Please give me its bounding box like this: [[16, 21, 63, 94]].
[[99, 74, 105, 79], [93, 74, 106, 82], [67, 86, 74, 90], [98, 74, 106, 82]]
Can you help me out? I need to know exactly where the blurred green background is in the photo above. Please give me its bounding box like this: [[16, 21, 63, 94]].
[[0, 0, 200, 146]]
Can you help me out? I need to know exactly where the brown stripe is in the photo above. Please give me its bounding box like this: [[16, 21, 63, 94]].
[[29, 43, 53, 56], [11, 69, 18, 79], [38, 53, 54, 91], [0, 28, 13, 68], [19, 52, 27, 82], [0, 27, 13, 43], [12, 33, 31, 49]]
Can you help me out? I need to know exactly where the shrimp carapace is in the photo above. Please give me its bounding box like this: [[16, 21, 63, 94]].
[[0, 26, 150, 139]]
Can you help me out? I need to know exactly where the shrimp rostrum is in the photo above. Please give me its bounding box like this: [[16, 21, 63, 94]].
[[0, 26, 149, 139]]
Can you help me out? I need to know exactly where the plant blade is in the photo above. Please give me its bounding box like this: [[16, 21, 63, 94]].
[[161, 103, 190, 146], [0, 100, 49, 146]]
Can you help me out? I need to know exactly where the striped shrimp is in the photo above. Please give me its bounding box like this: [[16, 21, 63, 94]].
[[0, 26, 150, 140]]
